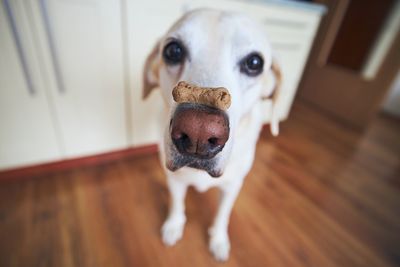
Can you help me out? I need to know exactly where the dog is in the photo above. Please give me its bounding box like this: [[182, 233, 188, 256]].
[[142, 8, 282, 261]]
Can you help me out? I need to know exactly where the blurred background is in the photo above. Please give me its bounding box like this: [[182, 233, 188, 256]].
[[0, 0, 399, 267]]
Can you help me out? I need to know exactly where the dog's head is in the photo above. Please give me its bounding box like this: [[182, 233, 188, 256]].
[[142, 9, 281, 177]]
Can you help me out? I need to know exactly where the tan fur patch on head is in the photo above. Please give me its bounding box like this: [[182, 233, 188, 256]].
[[142, 42, 161, 99], [172, 81, 231, 110], [270, 60, 282, 102]]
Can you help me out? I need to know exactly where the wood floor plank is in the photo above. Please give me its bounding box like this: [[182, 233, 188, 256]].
[[0, 101, 399, 267]]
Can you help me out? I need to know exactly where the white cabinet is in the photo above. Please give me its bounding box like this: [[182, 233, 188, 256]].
[[0, 0, 128, 170], [0, 2, 61, 169], [30, 0, 128, 158]]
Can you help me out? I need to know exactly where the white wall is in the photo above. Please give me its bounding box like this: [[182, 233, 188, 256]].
[[383, 70, 400, 117]]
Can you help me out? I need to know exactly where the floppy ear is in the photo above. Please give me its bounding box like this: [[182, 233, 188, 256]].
[[142, 41, 161, 99], [262, 59, 282, 136]]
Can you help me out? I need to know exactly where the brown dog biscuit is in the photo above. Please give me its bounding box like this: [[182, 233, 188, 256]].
[[172, 81, 231, 110]]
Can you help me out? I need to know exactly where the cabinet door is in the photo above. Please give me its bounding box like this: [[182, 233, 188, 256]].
[[31, 0, 128, 157], [0, 2, 61, 170]]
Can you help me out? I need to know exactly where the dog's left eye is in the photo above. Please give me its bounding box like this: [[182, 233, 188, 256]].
[[240, 53, 264, 76], [163, 41, 186, 65]]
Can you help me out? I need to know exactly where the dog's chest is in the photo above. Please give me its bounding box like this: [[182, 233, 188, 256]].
[[193, 180, 216, 193], [173, 167, 224, 192]]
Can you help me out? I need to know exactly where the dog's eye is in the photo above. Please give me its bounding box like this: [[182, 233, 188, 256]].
[[240, 53, 264, 76], [163, 41, 185, 65]]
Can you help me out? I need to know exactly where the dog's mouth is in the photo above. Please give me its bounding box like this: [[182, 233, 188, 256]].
[[166, 153, 223, 178]]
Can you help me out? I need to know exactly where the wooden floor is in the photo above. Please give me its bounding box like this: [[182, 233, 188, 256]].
[[0, 102, 399, 267]]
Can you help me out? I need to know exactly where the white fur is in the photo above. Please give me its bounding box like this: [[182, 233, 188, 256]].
[[144, 9, 278, 261]]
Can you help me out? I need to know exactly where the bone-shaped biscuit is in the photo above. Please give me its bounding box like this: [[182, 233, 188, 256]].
[[172, 81, 231, 110]]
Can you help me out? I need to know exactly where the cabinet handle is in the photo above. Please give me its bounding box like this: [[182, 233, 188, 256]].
[[39, 0, 65, 94], [3, 0, 36, 96]]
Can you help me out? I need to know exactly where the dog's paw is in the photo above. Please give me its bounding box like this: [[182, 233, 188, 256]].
[[161, 217, 185, 246], [209, 233, 230, 262]]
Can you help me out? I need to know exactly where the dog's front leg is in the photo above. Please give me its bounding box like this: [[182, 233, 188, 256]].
[[161, 176, 188, 246], [209, 180, 243, 261]]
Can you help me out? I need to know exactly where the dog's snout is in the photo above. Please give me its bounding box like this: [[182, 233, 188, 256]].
[[171, 103, 229, 159]]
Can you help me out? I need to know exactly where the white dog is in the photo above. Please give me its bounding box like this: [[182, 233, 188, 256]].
[[142, 8, 282, 261]]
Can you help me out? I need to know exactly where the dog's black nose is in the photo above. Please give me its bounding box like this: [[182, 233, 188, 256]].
[[171, 103, 229, 159]]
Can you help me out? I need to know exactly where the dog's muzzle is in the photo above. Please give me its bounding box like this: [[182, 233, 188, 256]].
[[171, 103, 230, 159], [166, 82, 231, 177]]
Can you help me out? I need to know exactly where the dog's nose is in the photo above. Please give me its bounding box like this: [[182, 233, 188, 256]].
[[171, 103, 229, 159]]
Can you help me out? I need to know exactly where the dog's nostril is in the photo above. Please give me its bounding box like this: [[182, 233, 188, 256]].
[[208, 137, 219, 146], [177, 133, 188, 141], [172, 132, 193, 154]]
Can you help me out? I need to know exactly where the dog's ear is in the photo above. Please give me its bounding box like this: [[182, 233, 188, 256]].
[[268, 59, 282, 137], [142, 41, 161, 99]]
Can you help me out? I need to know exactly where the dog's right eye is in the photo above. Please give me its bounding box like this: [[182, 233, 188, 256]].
[[240, 52, 264, 77], [163, 41, 185, 65]]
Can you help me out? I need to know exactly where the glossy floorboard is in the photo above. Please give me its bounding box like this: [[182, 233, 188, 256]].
[[0, 102, 399, 267]]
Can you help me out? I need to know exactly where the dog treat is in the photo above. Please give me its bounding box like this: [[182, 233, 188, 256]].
[[172, 81, 231, 110]]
